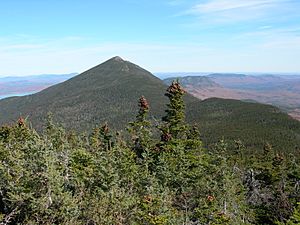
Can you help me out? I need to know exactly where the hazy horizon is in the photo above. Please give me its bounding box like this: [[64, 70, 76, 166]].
[[1, 70, 300, 79]]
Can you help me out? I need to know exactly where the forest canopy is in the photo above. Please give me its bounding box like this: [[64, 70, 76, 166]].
[[0, 81, 299, 225]]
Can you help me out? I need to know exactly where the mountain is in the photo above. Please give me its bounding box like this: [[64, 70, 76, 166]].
[[0, 57, 300, 153], [0, 57, 191, 131]]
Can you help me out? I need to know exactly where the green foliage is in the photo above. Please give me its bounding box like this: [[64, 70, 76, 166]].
[[128, 96, 152, 158], [90, 123, 114, 151], [244, 143, 299, 224], [277, 203, 300, 225], [195, 139, 253, 225], [0, 81, 299, 225], [161, 80, 187, 139]]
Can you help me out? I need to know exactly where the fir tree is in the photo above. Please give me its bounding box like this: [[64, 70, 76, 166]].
[[90, 123, 113, 151], [158, 80, 189, 154], [128, 96, 152, 158], [161, 80, 186, 141]]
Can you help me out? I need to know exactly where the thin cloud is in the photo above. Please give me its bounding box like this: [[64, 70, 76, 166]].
[[258, 25, 273, 30], [234, 26, 300, 40], [191, 0, 281, 13], [183, 0, 297, 24]]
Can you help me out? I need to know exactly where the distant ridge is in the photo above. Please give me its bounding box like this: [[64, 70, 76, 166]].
[[164, 76, 221, 88], [163, 74, 300, 121]]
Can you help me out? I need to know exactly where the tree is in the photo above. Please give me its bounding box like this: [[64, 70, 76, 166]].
[[128, 96, 152, 158], [245, 143, 294, 224], [195, 139, 253, 225], [161, 80, 187, 142], [90, 123, 113, 151]]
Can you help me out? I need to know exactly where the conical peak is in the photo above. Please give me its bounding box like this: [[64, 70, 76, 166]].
[[73, 56, 163, 83]]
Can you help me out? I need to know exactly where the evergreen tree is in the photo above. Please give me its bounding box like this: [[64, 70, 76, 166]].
[[128, 96, 152, 158], [90, 123, 113, 151], [161, 80, 186, 142]]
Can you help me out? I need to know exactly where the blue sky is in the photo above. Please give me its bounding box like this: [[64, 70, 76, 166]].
[[0, 0, 300, 76]]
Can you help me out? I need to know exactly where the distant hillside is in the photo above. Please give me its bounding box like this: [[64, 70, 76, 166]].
[[155, 72, 210, 79], [208, 73, 284, 90], [163, 76, 242, 100], [164, 76, 220, 88], [0, 57, 299, 153], [164, 74, 300, 121]]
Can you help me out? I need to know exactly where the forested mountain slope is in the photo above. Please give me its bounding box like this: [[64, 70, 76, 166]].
[[0, 57, 184, 131], [187, 98, 300, 154], [0, 57, 299, 153]]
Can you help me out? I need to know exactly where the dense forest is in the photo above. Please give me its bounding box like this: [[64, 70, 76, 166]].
[[0, 81, 299, 224]]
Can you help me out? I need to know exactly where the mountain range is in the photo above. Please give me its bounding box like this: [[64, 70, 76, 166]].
[[0, 57, 299, 153]]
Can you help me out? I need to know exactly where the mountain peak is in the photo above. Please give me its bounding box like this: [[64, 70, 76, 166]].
[[111, 56, 124, 62]]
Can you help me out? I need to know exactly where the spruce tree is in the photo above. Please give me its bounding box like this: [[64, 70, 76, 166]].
[[161, 80, 186, 143], [90, 123, 113, 151], [128, 96, 152, 158]]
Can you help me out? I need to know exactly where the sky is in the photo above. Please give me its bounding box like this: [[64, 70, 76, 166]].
[[0, 0, 300, 76]]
